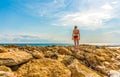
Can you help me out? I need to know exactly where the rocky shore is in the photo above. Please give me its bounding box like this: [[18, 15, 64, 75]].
[[0, 44, 120, 77]]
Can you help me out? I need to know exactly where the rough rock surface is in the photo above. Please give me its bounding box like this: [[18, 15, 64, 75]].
[[68, 59, 102, 77], [0, 50, 33, 66], [0, 45, 119, 77], [15, 58, 71, 77], [0, 66, 15, 77], [0, 47, 9, 53], [58, 47, 72, 55]]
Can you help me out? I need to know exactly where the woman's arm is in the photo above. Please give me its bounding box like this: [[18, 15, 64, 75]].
[[72, 30, 74, 40], [78, 30, 80, 40]]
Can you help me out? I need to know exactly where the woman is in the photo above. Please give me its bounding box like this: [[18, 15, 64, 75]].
[[72, 26, 80, 51]]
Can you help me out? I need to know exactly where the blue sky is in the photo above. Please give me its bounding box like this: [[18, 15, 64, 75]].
[[0, 0, 120, 44]]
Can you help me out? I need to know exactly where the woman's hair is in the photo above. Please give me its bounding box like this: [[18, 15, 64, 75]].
[[74, 26, 77, 29]]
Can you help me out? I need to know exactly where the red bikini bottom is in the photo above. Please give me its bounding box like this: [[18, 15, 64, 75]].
[[74, 36, 78, 39]]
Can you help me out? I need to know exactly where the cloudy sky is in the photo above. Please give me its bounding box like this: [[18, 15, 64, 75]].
[[0, 0, 120, 44]]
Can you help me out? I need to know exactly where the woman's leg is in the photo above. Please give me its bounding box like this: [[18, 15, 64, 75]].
[[74, 39, 77, 51], [76, 39, 80, 52], [77, 39, 79, 49]]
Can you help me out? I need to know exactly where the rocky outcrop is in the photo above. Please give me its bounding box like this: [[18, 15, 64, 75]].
[[0, 50, 33, 66], [0, 45, 119, 77], [15, 58, 71, 77], [0, 66, 15, 77], [44, 51, 58, 59], [68, 59, 102, 77], [0, 47, 9, 53], [58, 47, 72, 55]]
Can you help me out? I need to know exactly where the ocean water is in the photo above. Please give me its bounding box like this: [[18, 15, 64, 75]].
[[0, 43, 120, 47], [0, 43, 73, 46]]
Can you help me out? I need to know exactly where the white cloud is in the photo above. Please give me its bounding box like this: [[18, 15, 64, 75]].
[[101, 3, 113, 10], [0, 33, 72, 43], [0, 34, 48, 43], [54, 9, 113, 30], [111, 1, 118, 4], [52, 0, 119, 30]]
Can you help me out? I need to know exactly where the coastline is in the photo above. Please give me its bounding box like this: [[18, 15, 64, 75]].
[[0, 44, 120, 77], [0, 43, 120, 47]]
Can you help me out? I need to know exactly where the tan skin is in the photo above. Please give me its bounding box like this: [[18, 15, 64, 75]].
[[72, 26, 80, 51]]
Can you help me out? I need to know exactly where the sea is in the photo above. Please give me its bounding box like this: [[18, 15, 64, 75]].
[[0, 43, 73, 46], [0, 43, 120, 47]]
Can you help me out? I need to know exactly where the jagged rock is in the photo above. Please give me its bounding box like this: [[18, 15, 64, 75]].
[[95, 49, 107, 56], [84, 53, 99, 67], [0, 47, 9, 53], [61, 55, 74, 66], [44, 51, 58, 59], [46, 46, 59, 52], [84, 48, 93, 53], [8, 44, 17, 48], [116, 50, 120, 54], [96, 55, 106, 61], [73, 51, 85, 60], [0, 45, 119, 77], [0, 51, 33, 66], [15, 58, 71, 77], [57, 55, 65, 62], [29, 50, 44, 59], [104, 61, 110, 66], [68, 59, 102, 77], [8, 48, 19, 52], [0, 66, 15, 77], [58, 47, 72, 55], [0, 66, 11, 72], [96, 65, 109, 75]]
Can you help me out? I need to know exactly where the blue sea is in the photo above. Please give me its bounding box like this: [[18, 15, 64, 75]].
[[0, 43, 120, 47], [0, 43, 73, 46]]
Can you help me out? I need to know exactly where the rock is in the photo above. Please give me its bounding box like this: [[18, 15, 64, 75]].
[[84, 53, 98, 68], [96, 55, 106, 61], [96, 65, 109, 75], [0, 45, 119, 77], [57, 55, 65, 62], [74, 51, 85, 60], [0, 51, 33, 66], [104, 61, 110, 66], [0, 46, 9, 53], [95, 49, 106, 56], [30, 50, 44, 59], [68, 59, 102, 77], [44, 51, 58, 59], [61, 55, 74, 66], [0, 71, 15, 77], [58, 47, 72, 55], [46, 46, 59, 52], [108, 70, 120, 77], [84, 49, 93, 53], [0, 66, 15, 77], [8, 44, 17, 47], [0, 66, 11, 72], [15, 58, 71, 77]]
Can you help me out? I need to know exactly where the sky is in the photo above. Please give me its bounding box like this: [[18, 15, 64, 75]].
[[0, 0, 120, 44]]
